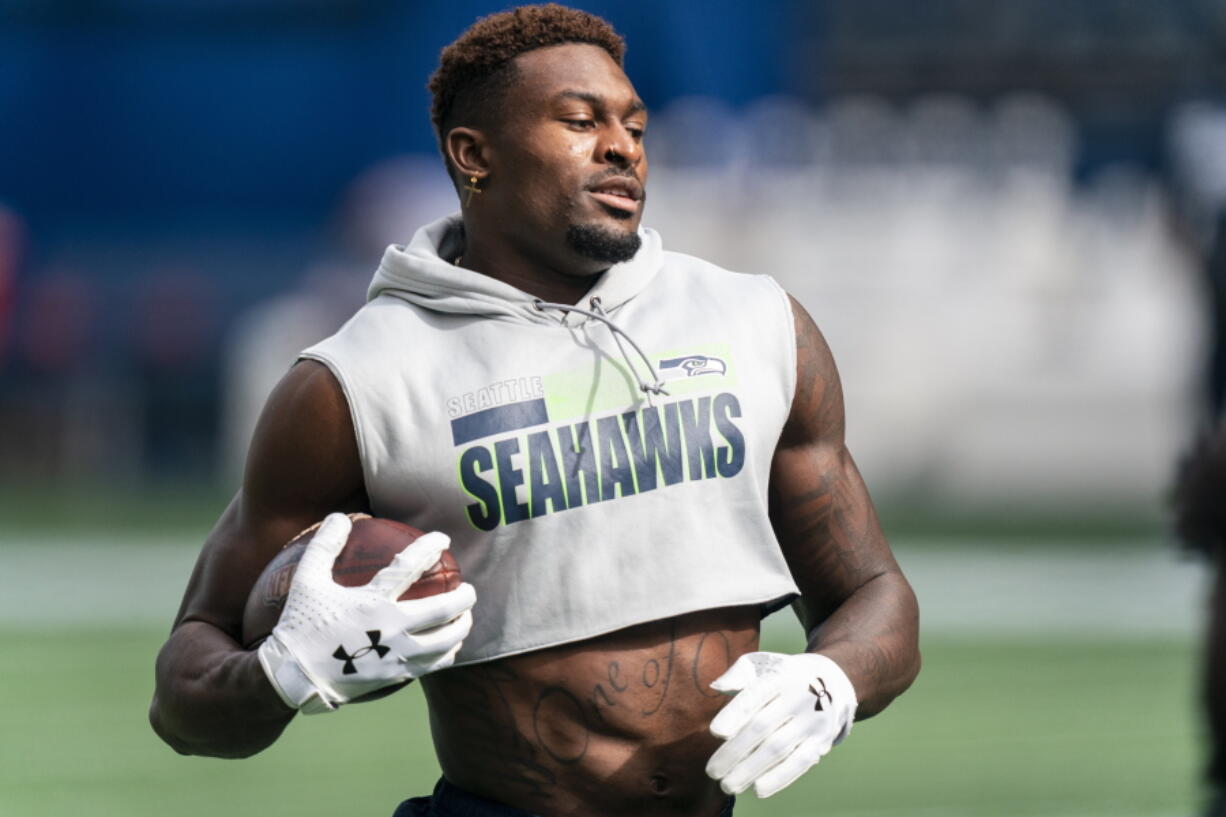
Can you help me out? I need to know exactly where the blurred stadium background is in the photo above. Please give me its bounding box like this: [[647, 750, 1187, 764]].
[[0, 1, 1220, 815]]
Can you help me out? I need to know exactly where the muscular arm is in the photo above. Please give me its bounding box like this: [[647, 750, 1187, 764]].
[[769, 296, 920, 718], [149, 360, 370, 757]]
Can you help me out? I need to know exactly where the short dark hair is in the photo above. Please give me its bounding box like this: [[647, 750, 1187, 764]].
[[427, 4, 626, 177], [1174, 424, 1226, 556]]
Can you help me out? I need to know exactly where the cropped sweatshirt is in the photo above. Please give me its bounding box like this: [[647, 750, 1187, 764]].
[[302, 214, 800, 665]]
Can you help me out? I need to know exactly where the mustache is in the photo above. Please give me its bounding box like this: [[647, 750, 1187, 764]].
[[585, 169, 646, 200]]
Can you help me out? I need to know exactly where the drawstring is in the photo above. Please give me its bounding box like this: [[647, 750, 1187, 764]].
[[532, 296, 669, 396]]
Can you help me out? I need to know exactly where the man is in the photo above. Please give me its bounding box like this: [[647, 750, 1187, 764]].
[[1169, 103, 1226, 419], [149, 6, 921, 816], [1174, 425, 1226, 817]]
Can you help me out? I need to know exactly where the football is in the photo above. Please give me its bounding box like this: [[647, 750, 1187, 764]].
[[241, 513, 462, 650]]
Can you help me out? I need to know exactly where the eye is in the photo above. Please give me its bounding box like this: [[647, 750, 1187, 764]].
[[563, 118, 596, 130], [626, 125, 645, 141]]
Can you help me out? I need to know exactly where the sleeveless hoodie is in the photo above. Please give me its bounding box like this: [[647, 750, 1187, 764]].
[[302, 214, 800, 666]]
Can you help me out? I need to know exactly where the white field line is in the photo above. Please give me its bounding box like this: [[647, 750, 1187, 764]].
[[895, 539, 1204, 640], [761, 538, 1203, 644], [0, 535, 202, 629], [783, 808, 1193, 817], [0, 535, 1207, 639]]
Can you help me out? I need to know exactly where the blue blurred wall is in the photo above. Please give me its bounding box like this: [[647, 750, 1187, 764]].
[[0, 0, 1217, 484], [0, 1, 810, 227]]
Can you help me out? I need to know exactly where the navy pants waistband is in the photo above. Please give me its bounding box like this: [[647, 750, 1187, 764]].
[[392, 778, 735, 817]]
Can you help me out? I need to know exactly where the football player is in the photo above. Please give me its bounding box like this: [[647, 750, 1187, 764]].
[[150, 6, 921, 816], [1174, 424, 1226, 817]]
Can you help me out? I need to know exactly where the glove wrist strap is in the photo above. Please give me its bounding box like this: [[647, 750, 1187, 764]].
[[257, 636, 337, 715]]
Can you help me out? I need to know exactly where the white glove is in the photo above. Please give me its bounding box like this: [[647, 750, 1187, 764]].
[[706, 651, 857, 798], [257, 513, 476, 714]]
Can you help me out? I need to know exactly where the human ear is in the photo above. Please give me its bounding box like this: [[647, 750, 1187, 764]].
[[445, 127, 490, 181]]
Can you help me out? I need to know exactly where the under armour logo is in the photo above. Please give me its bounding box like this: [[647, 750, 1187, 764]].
[[809, 677, 834, 712], [333, 630, 390, 675]]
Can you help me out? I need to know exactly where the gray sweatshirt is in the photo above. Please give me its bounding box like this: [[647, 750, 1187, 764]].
[[302, 213, 799, 666]]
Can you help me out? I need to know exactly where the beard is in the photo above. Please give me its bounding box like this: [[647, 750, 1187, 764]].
[[565, 221, 642, 264]]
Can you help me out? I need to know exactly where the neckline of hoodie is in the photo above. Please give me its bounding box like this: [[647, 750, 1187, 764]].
[[367, 213, 663, 327]]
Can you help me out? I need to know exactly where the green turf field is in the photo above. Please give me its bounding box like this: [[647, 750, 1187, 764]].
[[0, 629, 1201, 817], [0, 491, 1205, 816]]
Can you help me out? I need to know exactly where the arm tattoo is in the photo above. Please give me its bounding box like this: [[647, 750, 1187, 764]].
[[771, 296, 920, 716]]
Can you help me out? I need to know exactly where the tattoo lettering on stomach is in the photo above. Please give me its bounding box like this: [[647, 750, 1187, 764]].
[[424, 662, 559, 800], [584, 619, 677, 727], [422, 608, 761, 812]]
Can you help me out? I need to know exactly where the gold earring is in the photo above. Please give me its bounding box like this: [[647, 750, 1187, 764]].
[[463, 175, 483, 206]]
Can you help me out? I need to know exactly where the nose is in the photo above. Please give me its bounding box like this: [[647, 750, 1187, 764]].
[[602, 123, 641, 166]]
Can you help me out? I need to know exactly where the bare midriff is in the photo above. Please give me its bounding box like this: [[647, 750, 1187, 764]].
[[420, 605, 762, 817]]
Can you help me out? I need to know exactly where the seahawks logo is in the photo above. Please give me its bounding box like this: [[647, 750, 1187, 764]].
[[658, 355, 727, 379]]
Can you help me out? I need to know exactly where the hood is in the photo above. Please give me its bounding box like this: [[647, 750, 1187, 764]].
[[367, 213, 664, 326]]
